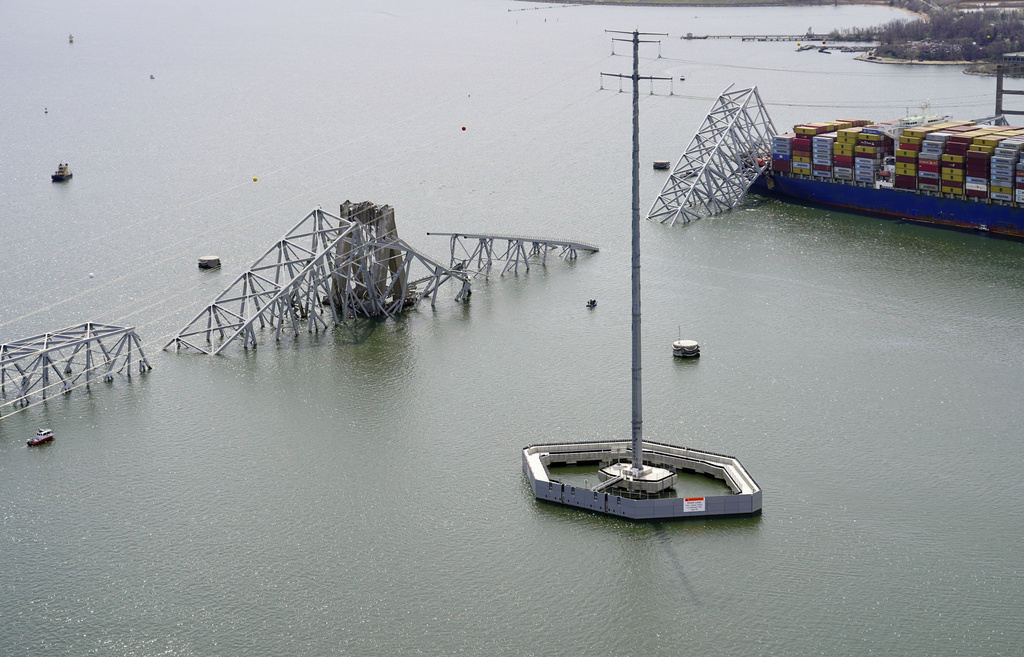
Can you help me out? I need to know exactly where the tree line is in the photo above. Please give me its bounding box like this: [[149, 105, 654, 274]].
[[827, 8, 1024, 62]]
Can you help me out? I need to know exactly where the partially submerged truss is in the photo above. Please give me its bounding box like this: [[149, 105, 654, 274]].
[[426, 232, 599, 277], [647, 85, 777, 226], [0, 323, 150, 414], [167, 204, 470, 355]]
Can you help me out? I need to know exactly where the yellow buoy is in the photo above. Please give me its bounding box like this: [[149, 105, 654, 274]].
[[253, 177, 258, 182]]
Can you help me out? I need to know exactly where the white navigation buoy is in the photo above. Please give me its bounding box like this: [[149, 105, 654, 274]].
[[89, 273, 94, 278], [672, 339, 699, 358]]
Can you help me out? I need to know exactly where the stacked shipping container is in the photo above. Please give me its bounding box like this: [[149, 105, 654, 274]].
[[770, 117, 1024, 205]]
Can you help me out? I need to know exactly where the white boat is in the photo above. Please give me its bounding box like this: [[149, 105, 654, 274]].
[[672, 339, 700, 358], [28, 428, 54, 446]]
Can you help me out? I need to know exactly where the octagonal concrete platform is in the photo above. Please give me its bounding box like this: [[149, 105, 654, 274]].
[[522, 440, 761, 521]]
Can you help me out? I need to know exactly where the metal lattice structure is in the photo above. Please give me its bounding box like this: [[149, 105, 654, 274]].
[[647, 85, 777, 226], [0, 323, 150, 414], [167, 204, 470, 355], [426, 232, 599, 277]]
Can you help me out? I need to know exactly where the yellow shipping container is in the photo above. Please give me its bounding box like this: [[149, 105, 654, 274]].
[[941, 168, 964, 179], [991, 185, 1013, 194], [941, 185, 964, 194], [793, 156, 812, 164], [900, 136, 923, 146], [895, 149, 919, 158], [941, 154, 965, 163], [969, 145, 996, 154], [855, 145, 879, 154], [859, 133, 884, 142], [795, 123, 830, 135], [896, 164, 917, 173]]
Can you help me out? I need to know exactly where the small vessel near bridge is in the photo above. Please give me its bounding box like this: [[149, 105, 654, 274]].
[[51, 163, 72, 182]]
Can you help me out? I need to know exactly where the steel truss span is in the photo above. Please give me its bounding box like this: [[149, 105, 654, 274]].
[[167, 204, 470, 355], [647, 85, 777, 226], [0, 323, 151, 414], [426, 232, 599, 277]]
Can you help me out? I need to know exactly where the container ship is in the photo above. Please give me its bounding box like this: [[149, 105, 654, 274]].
[[751, 115, 1024, 238]]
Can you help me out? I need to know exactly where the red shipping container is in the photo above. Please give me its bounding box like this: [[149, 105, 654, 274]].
[[918, 163, 940, 173], [945, 144, 968, 155], [967, 189, 988, 198], [813, 163, 832, 171], [894, 175, 917, 188], [792, 138, 813, 149], [793, 150, 811, 158], [896, 156, 917, 164], [833, 155, 855, 165], [966, 150, 990, 159], [899, 142, 921, 151], [772, 160, 791, 173]]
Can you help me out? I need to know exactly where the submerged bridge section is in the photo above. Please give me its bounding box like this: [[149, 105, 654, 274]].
[[0, 323, 150, 415], [167, 204, 470, 355], [426, 232, 599, 277], [647, 85, 776, 227]]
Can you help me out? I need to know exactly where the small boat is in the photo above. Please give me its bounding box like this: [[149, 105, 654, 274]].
[[51, 163, 72, 182], [586, 299, 597, 308], [672, 339, 700, 358], [28, 428, 54, 446]]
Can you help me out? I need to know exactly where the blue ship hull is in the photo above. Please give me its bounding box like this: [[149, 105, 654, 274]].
[[750, 173, 1024, 239]]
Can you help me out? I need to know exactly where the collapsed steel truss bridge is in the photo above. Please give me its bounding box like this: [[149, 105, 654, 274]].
[[426, 232, 599, 277], [647, 85, 776, 226], [0, 323, 150, 414], [166, 204, 470, 355]]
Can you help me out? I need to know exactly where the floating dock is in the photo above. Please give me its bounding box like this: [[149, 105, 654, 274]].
[[522, 440, 761, 520]]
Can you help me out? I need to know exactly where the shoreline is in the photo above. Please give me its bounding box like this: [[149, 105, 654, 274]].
[[517, 0, 930, 20], [853, 53, 974, 66]]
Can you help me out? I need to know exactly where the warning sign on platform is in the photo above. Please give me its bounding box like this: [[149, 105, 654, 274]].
[[683, 497, 705, 512]]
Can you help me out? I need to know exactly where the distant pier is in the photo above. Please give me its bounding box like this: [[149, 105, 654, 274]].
[[684, 33, 826, 41], [683, 33, 874, 50]]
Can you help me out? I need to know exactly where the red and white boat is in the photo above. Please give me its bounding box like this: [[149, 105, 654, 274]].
[[27, 428, 54, 446]]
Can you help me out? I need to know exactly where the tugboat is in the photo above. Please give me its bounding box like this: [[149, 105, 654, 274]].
[[27, 428, 54, 446], [51, 163, 72, 182]]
